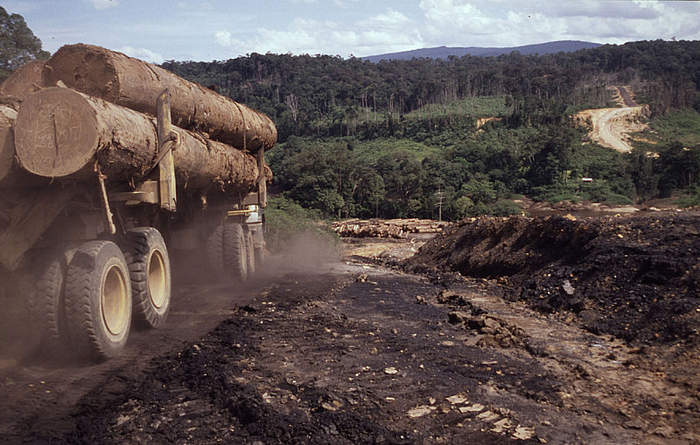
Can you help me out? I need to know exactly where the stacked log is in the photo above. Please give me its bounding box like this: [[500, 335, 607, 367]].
[[44, 44, 276, 151], [0, 106, 16, 183], [14, 88, 265, 194], [0, 60, 48, 108], [332, 218, 451, 239]]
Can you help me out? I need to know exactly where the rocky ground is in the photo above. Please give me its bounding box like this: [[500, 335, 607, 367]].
[[0, 211, 697, 444]]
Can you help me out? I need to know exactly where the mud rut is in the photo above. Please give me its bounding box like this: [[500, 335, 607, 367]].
[[0, 247, 697, 444]]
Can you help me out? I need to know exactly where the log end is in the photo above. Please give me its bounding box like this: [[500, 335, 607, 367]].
[[15, 87, 99, 178], [0, 112, 15, 182], [45, 44, 120, 103], [0, 60, 48, 103]]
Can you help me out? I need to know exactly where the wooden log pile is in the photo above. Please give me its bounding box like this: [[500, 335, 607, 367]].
[[14, 87, 265, 194], [0, 44, 277, 195], [0, 60, 47, 108], [331, 218, 451, 239], [0, 106, 16, 183], [44, 44, 276, 151]]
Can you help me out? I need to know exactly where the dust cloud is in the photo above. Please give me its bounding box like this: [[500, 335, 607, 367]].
[[0, 271, 42, 367], [258, 230, 342, 277]]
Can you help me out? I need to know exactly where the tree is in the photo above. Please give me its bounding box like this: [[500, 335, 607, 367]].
[[0, 7, 49, 82]]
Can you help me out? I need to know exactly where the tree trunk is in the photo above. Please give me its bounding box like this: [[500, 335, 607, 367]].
[[14, 88, 265, 195], [0, 60, 48, 109], [44, 44, 277, 152], [0, 105, 51, 188], [0, 106, 16, 183]]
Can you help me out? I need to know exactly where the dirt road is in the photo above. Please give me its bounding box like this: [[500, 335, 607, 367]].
[[576, 86, 648, 153], [0, 220, 697, 444]]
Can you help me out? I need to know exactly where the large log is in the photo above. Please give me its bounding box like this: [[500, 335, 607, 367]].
[[0, 105, 49, 188], [0, 106, 15, 183], [44, 44, 277, 151], [0, 60, 48, 108], [14, 87, 265, 195]]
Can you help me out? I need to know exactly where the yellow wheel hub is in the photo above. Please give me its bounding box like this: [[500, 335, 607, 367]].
[[101, 265, 129, 336], [148, 250, 167, 309]]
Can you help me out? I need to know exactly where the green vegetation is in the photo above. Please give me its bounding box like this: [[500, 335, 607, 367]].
[[0, 7, 49, 82], [1, 12, 697, 218], [675, 186, 700, 208], [405, 96, 510, 120], [162, 40, 700, 219], [263, 196, 339, 252], [648, 109, 700, 147]]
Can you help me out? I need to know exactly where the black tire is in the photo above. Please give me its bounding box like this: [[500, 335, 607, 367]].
[[205, 223, 225, 277], [224, 222, 247, 281], [253, 228, 266, 269], [245, 229, 255, 277], [27, 251, 67, 349], [124, 228, 171, 329], [64, 240, 132, 360]]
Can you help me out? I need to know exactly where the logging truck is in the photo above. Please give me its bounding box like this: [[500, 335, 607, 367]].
[[0, 45, 276, 360]]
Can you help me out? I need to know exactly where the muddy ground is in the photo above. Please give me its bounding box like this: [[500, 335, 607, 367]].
[[0, 212, 698, 444]]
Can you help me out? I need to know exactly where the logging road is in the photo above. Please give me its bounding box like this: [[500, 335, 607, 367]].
[[0, 234, 696, 444], [576, 86, 647, 153]]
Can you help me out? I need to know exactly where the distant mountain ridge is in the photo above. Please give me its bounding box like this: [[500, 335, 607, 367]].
[[362, 40, 602, 62]]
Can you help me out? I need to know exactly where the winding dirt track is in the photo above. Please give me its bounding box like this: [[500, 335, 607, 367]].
[[576, 86, 647, 153]]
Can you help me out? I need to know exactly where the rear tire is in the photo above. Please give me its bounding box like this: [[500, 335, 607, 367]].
[[253, 229, 266, 269], [245, 229, 255, 277], [205, 223, 225, 278], [27, 251, 67, 350], [224, 222, 247, 281], [64, 240, 132, 360], [124, 228, 171, 329]]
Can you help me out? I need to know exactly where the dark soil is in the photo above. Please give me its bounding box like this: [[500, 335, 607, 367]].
[[1, 214, 698, 444], [46, 273, 559, 444], [404, 213, 699, 346]]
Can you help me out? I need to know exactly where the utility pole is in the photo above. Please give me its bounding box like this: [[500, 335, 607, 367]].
[[434, 187, 445, 222]]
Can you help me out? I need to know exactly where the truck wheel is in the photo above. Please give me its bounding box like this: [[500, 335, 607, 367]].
[[27, 251, 66, 349], [224, 222, 247, 281], [245, 229, 256, 277], [254, 230, 266, 268], [124, 228, 171, 329], [64, 240, 132, 360], [205, 223, 225, 277]]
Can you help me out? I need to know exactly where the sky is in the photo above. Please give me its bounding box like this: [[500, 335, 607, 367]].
[[3, 0, 700, 63]]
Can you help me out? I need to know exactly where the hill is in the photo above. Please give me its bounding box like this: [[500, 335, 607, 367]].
[[362, 40, 601, 62]]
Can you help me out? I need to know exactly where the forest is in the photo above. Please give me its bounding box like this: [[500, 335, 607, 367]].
[[1, 5, 699, 220], [163, 40, 700, 219]]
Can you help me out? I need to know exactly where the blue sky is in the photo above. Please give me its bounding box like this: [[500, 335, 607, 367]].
[[4, 0, 700, 63]]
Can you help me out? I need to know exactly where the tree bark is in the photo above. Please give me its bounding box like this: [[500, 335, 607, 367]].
[[44, 44, 277, 151], [14, 88, 266, 195]]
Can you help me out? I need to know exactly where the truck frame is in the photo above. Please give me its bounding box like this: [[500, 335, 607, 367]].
[[0, 90, 268, 360]]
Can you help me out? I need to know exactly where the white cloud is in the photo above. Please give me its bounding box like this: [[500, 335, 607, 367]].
[[215, 30, 233, 47], [118, 46, 164, 64], [43, 0, 700, 62], [366, 9, 412, 28], [215, 8, 423, 57], [414, 0, 700, 48], [333, 0, 360, 7], [88, 0, 119, 10]]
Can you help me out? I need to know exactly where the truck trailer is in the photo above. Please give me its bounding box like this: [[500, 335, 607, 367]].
[[0, 44, 276, 360]]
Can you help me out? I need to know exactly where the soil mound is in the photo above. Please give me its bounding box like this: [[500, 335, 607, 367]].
[[404, 213, 699, 345]]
